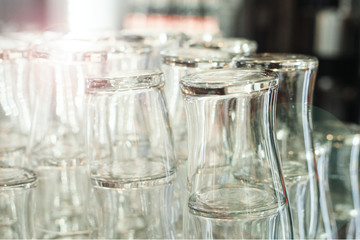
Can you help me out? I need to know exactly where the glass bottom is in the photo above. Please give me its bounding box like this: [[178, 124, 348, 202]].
[[189, 183, 282, 219]]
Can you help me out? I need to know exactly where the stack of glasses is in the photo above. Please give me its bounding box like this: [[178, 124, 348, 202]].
[[0, 30, 359, 239]]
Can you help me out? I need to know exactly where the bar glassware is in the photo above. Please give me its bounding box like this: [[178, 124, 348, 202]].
[[0, 165, 37, 239], [232, 53, 319, 239], [86, 70, 176, 239], [315, 121, 360, 239], [120, 29, 187, 68], [181, 68, 293, 239], [0, 37, 31, 167], [28, 39, 109, 238], [161, 47, 234, 237]]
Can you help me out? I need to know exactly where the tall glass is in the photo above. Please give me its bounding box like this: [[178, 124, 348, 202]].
[[28, 39, 109, 238], [86, 70, 176, 239], [232, 53, 319, 239], [181, 69, 293, 239], [29, 37, 152, 238], [161, 47, 234, 237], [0, 166, 37, 239], [0, 37, 31, 167]]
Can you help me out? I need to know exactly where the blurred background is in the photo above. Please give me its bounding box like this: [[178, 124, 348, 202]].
[[0, 0, 359, 124]]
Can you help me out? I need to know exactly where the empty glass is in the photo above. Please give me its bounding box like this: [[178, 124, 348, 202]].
[[181, 69, 293, 239], [0, 37, 31, 167], [86, 70, 176, 239], [28, 39, 110, 238], [120, 29, 188, 68], [315, 121, 360, 239], [232, 53, 319, 239], [0, 165, 37, 239], [160, 47, 234, 237], [63, 31, 152, 71]]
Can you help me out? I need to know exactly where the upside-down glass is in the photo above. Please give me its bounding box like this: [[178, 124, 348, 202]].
[[185, 37, 258, 56], [28, 39, 110, 238], [86, 70, 176, 239], [28, 37, 153, 238], [63, 31, 152, 71], [315, 121, 360, 239], [232, 54, 319, 239], [120, 29, 188, 68], [0, 165, 37, 239], [0, 37, 31, 167], [181, 69, 293, 239], [160, 47, 234, 237], [2, 31, 64, 113]]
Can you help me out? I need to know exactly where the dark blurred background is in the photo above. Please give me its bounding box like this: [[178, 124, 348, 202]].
[[0, 0, 359, 124]]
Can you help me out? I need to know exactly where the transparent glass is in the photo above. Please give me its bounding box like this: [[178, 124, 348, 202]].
[[315, 121, 360, 239], [28, 39, 108, 238], [185, 37, 258, 55], [63, 31, 153, 71], [86, 70, 176, 239], [28, 37, 152, 238], [181, 69, 293, 239], [0, 37, 31, 167], [232, 53, 319, 239], [0, 166, 37, 239], [160, 47, 234, 238], [120, 29, 188, 68]]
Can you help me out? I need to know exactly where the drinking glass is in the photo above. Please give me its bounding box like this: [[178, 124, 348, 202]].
[[185, 37, 258, 55], [0, 165, 37, 239], [2, 31, 64, 113], [181, 69, 293, 239], [63, 31, 152, 71], [160, 47, 234, 237], [315, 121, 360, 239], [232, 53, 319, 239], [120, 29, 188, 68], [86, 70, 176, 239], [29, 36, 153, 238], [28, 38, 110, 238], [0, 37, 31, 167]]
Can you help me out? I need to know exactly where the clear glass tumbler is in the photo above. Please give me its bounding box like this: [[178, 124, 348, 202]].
[[0, 165, 37, 239], [315, 121, 360, 239], [120, 29, 188, 68], [28, 36, 152, 238], [181, 69, 293, 239], [28, 39, 110, 238], [0, 37, 31, 167], [160, 47, 234, 237], [86, 70, 176, 239], [232, 53, 319, 239], [63, 31, 153, 71]]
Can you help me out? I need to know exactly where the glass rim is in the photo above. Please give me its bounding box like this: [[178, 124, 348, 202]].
[[86, 70, 165, 93], [64, 31, 153, 54], [31, 38, 151, 62], [0, 166, 37, 189], [0, 37, 29, 60], [181, 68, 278, 96], [161, 47, 234, 67], [31, 39, 108, 62], [232, 53, 319, 71], [187, 37, 258, 55]]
